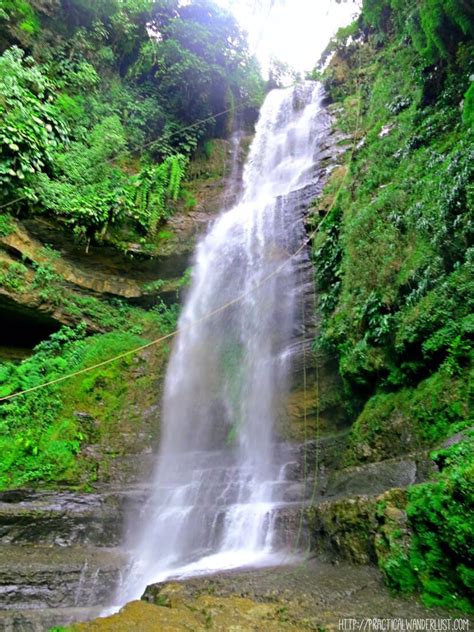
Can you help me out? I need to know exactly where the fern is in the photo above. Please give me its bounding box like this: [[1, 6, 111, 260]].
[[134, 154, 187, 235], [167, 154, 186, 201]]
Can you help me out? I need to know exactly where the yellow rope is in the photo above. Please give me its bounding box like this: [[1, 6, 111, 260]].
[[1, 82, 363, 413], [0, 208, 330, 402]]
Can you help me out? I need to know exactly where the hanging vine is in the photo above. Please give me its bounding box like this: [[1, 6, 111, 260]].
[[133, 153, 188, 234]]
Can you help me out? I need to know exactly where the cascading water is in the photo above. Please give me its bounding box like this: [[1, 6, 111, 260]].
[[114, 81, 326, 607]]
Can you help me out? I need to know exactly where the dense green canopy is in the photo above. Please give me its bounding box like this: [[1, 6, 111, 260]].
[[0, 0, 264, 239]]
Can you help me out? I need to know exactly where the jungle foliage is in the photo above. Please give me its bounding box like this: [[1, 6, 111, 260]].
[[312, 0, 473, 612], [0, 300, 178, 489], [0, 0, 264, 244]]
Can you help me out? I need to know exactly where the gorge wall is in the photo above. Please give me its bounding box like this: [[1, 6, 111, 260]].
[[303, 1, 473, 614]]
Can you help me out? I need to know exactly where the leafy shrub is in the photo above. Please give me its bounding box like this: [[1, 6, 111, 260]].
[[35, 115, 130, 237], [0, 213, 14, 237], [0, 261, 28, 292], [412, 0, 474, 62], [345, 358, 471, 465], [362, 0, 390, 28], [35, 111, 188, 238], [0, 0, 40, 36], [0, 46, 68, 200], [132, 154, 187, 233], [0, 325, 87, 487], [362, 0, 474, 64]]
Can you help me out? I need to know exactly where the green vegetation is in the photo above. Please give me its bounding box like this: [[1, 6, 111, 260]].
[[0, 0, 264, 246], [312, 0, 473, 612], [405, 437, 474, 611], [0, 213, 15, 237], [0, 300, 178, 489], [0, 46, 67, 201], [0, 260, 28, 292], [313, 0, 473, 429], [377, 436, 474, 612], [362, 0, 474, 64]]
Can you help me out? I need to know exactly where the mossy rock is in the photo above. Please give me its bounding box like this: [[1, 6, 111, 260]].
[[342, 365, 471, 466], [70, 590, 295, 631], [306, 495, 379, 564]]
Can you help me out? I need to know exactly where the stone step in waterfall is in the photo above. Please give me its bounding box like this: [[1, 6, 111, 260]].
[[0, 545, 125, 611], [0, 444, 309, 549], [0, 440, 435, 551]]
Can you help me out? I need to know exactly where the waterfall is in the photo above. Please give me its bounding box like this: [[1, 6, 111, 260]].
[[115, 81, 326, 607]]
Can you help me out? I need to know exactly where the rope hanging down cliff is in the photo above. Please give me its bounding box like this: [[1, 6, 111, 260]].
[[289, 51, 364, 559]]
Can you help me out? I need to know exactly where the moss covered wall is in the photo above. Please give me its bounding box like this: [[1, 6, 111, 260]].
[[308, 0, 473, 612]]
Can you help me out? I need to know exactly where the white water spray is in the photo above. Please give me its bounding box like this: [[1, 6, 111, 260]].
[[115, 82, 325, 607]]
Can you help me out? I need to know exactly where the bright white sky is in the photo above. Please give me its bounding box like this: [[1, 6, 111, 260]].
[[216, 0, 360, 77]]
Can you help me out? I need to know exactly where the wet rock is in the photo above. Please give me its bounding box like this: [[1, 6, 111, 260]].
[[373, 489, 413, 573], [0, 490, 124, 546], [271, 504, 311, 550], [98, 453, 155, 487], [296, 432, 350, 475], [121, 560, 457, 632], [304, 483, 423, 567], [324, 457, 417, 499], [306, 495, 379, 564], [0, 273, 78, 334], [1, 223, 143, 299], [0, 545, 125, 610], [440, 427, 473, 449]]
